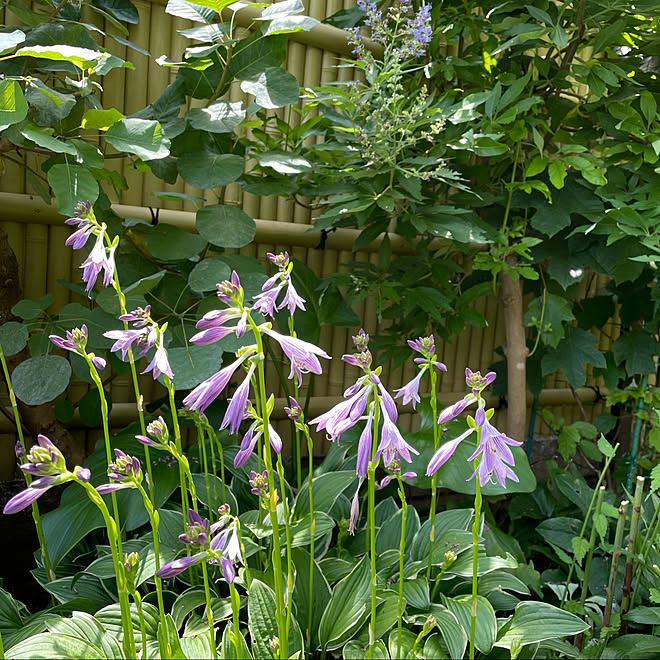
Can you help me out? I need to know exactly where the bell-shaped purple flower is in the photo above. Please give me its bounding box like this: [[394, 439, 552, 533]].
[[80, 231, 116, 292], [375, 412, 419, 466], [220, 362, 256, 435], [425, 427, 474, 476], [393, 370, 425, 409], [142, 339, 173, 381], [356, 409, 373, 477]]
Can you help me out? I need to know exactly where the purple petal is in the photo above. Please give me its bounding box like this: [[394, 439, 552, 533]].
[[156, 553, 207, 578], [426, 428, 474, 476], [3, 486, 47, 514], [97, 482, 130, 494]]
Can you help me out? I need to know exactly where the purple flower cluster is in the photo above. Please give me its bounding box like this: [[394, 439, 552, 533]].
[[310, 330, 418, 477], [426, 369, 521, 488], [3, 435, 90, 514], [50, 325, 106, 371], [253, 252, 306, 317], [136, 416, 170, 449], [394, 336, 446, 409], [96, 448, 143, 495], [65, 201, 117, 292], [104, 306, 173, 381], [156, 507, 243, 584]]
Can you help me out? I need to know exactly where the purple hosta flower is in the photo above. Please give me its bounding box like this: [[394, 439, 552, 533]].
[[142, 338, 173, 380], [119, 306, 152, 327], [353, 329, 369, 351], [465, 368, 496, 395], [374, 410, 419, 467], [377, 456, 416, 489], [284, 396, 302, 422], [96, 448, 142, 494], [220, 360, 257, 435], [4, 435, 89, 514], [234, 419, 282, 468], [394, 336, 447, 410], [253, 252, 306, 317], [65, 201, 96, 250], [190, 308, 243, 345], [310, 381, 371, 444], [261, 327, 330, 386], [437, 396, 475, 425], [104, 326, 156, 360], [80, 230, 117, 292], [14, 440, 25, 459], [467, 407, 522, 487], [249, 470, 269, 496], [136, 416, 169, 449], [157, 507, 242, 583], [348, 484, 361, 535], [216, 271, 244, 307], [50, 325, 107, 370], [183, 348, 257, 414]]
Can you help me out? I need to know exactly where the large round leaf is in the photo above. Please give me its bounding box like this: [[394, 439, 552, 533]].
[[196, 205, 256, 248], [105, 118, 170, 160], [146, 224, 207, 261], [11, 355, 71, 405], [240, 67, 300, 109], [188, 257, 232, 293], [0, 321, 29, 356], [47, 164, 99, 215], [0, 78, 28, 130], [187, 100, 245, 133], [161, 343, 223, 390], [177, 152, 243, 188]]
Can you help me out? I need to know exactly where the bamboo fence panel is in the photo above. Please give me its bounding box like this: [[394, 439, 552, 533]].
[[0, 0, 622, 459]]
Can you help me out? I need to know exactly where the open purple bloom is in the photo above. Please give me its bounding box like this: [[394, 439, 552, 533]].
[[184, 351, 254, 414], [426, 427, 474, 476], [262, 327, 330, 386], [394, 370, 425, 409], [80, 232, 116, 292], [104, 327, 154, 360], [142, 340, 173, 380], [220, 361, 257, 435], [309, 384, 370, 443], [374, 411, 419, 466], [356, 409, 373, 477]]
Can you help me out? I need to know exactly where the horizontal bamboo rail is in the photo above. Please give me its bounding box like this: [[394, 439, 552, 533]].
[[0, 192, 448, 254], [0, 388, 605, 431]]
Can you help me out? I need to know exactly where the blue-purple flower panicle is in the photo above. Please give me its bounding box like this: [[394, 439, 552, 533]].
[[3, 435, 90, 514], [426, 369, 522, 488], [156, 506, 243, 584]]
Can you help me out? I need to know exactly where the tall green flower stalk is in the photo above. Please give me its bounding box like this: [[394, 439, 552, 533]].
[[395, 472, 409, 660], [391, 336, 447, 580], [0, 342, 54, 582], [425, 369, 522, 660]]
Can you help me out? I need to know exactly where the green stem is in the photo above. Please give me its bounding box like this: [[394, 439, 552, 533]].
[[136, 483, 167, 658], [288, 316, 302, 492], [620, 476, 645, 631], [229, 582, 242, 658], [197, 423, 213, 518], [201, 561, 217, 659], [631, 492, 660, 607], [88, 362, 123, 556], [276, 455, 294, 644], [235, 520, 252, 589], [426, 368, 439, 581], [560, 442, 620, 608], [0, 345, 55, 582], [249, 316, 287, 659], [603, 500, 629, 628], [367, 400, 381, 660], [469, 462, 482, 660], [81, 482, 136, 658], [396, 477, 408, 660], [165, 375, 190, 517], [208, 427, 227, 505], [580, 486, 604, 608], [305, 426, 315, 646], [133, 590, 147, 660], [207, 424, 219, 511]]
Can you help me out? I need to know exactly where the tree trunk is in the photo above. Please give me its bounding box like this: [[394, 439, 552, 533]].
[[0, 227, 86, 469], [499, 253, 528, 443]]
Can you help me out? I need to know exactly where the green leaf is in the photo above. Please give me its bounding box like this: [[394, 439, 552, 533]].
[[597, 434, 615, 458], [105, 118, 170, 160], [11, 294, 52, 320], [650, 464, 660, 491], [495, 601, 588, 648], [613, 330, 660, 377], [163, 343, 224, 390], [240, 67, 300, 109], [46, 164, 99, 215], [165, 0, 215, 22], [19, 122, 77, 155], [640, 91, 657, 127], [524, 293, 575, 349], [541, 327, 606, 387], [292, 547, 331, 648], [247, 580, 303, 658], [25, 80, 76, 126], [444, 595, 497, 654], [145, 223, 207, 260], [592, 19, 626, 54], [345, 639, 388, 659], [187, 100, 245, 133], [190, 472, 238, 513], [256, 151, 312, 174], [0, 79, 28, 129], [177, 152, 243, 188], [0, 29, 25, 55], [430, 606, 467, 659], [124, 271, 167, 295], [293, 470, 356, 519], [6, 632, 105, 659], [319, 556, 370, 650], [263, 15, 319, 36], [196, 205, 256, 248], [257, 0, 304, 20], [571, 536, 590, 564], [548, 161, 567, 189], [11, 355, 71, 405], [536, 518, 582, 554], [93, 0, 139, 24], [14, 45, 108, 69], [82, 108, 124, 130], [0, 321, 29, 355], [188, 257, 232, 293]]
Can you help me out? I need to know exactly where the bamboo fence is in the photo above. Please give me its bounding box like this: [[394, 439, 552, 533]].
[[0, 0, 618, 474]]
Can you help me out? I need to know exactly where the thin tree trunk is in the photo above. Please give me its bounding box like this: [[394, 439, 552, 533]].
[[499, 253, 528, 442]]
